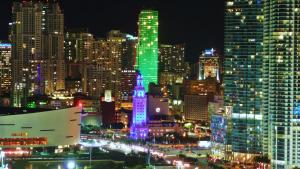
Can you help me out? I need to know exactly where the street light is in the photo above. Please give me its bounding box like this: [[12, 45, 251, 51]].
[[67, 160, 76, 169]]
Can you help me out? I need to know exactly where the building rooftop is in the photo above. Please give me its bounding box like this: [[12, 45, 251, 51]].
[[0, 107, 54, 116]]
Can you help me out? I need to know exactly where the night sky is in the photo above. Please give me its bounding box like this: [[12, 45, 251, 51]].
[[0, 0, 224, 63]]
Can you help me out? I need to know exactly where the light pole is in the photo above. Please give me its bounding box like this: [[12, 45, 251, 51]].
[[0, 151, 4, 168], [0, 151, 8, 169]]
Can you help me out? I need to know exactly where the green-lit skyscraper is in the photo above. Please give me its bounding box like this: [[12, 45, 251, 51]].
[[136, 10, 158, 92], [224, 0, 263, 160], [263, 1, 300, 168]]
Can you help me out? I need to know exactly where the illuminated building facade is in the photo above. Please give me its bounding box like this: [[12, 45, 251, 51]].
[[148, 119, 184, 137], [184, 79, 218, 95], [11, 1, 43, 107], [11, 1, 65, 106], [44, 2, 65, 94], [121, 70, 136, 101], [0, 43, 11, 94], [147, 95, 169, 116], [158, 44, 189, 85], [198, 48, 220, 81], [122, 34, 137, 71], [136, 10, 159, 91], [130, 75, 148, 139], [120, 34, 137, 101], [210, 110, 231, 160], [224, 0, 263, 160], [101, 90, 117, 126], [184, 94, 208, 122], [263, 1, 300, 168], [64, 29, 95, 95], [0, 107, 81, 148]]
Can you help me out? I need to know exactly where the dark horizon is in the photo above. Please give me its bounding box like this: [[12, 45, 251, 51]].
[[0, 0, 224, 63]]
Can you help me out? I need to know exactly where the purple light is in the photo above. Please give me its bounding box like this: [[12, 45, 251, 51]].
[[130, 74, 148, 139]]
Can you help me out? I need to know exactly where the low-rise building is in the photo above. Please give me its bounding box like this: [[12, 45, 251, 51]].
[[0, 107, 81, 148]]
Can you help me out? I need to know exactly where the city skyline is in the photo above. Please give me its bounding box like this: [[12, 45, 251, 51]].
[[0, 0, 224, 62], [4, 0, 300, 168]]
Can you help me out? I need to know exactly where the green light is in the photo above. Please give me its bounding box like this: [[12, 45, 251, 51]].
[[27, 101, 37, 108], [184, 122, 193, 129], [39, 101, 47, 105], [136, 10, 159, 92]]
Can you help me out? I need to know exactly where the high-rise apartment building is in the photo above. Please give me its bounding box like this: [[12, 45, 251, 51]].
[[10, 1, 65, 106], [224, 0, 263, 160], [102, 30, 124, 102], [44, 3, 65, 94], [64, 29, 95, 95], [0, 43, 12, 94], [263, 1, 300, 168], [136, 10, 159, 92], [11, 2, 42, 106]]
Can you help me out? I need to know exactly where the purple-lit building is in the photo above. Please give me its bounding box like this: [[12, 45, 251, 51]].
[[130, 75, 148, 139]]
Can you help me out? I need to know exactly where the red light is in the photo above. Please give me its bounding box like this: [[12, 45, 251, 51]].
[[78, 103, 82, 107]]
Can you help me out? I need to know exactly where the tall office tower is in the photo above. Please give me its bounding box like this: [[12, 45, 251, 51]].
[[136, 10, 159, 92], [10, 1, 65, 106], [159, 44, 189, 85], [43, 3, 65, 94], [263, 1, 300, 168], [198, 48, 220, 81], [130, 74, 148, 139], [122, 34, 137, 71], [121, 70, 136, 101], [120, 34, 137, 101], [224, 0, 263, 160], [0, 43, 12, 94], [159, 44, 187, 74]]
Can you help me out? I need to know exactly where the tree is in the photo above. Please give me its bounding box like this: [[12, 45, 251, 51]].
[[253, 156, 270, 164]]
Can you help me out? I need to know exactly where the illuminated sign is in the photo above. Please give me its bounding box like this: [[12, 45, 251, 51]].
[[204, 48, 215, 56], [155, 107, 160, 113], [198, 141, 211, 148], [104, 90, 112, 102], [126, 34, 138, 40], [11, 132, 28, 137], [0, 43, 11, 48]]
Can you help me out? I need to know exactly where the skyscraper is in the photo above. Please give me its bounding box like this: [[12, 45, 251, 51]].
[[11, 2, 43, 107], [198, 48, 220, 81], [44, 2, 65, 94], [0, 43, 11, 95], [158, 44, 189, 85], [263, 1, 300, 168], [224, 0, 263, 160], [159, 44, 186, 74], [64, 29, 95, 95], [102, 30, 124, 102], [10, 1, 65, 106], [136, 10, 159, 92], [130, 74, 148, 139]]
